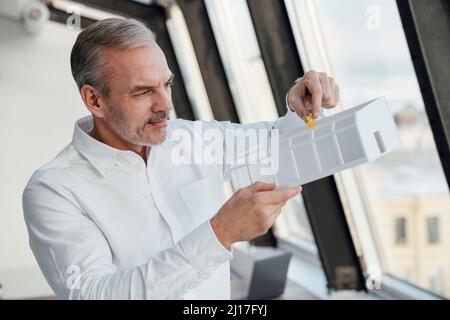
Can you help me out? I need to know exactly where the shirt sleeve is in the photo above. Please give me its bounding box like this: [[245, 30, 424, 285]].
[[22, 177, 233, 300]]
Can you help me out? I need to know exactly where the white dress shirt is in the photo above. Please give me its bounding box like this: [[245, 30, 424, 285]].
[[22, 106, 304, 300]]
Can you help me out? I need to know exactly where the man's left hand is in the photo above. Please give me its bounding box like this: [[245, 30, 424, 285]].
[[287, 70, 340, 120]]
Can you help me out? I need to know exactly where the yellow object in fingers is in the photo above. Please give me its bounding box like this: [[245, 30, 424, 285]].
[[305, 114, 315, 128]]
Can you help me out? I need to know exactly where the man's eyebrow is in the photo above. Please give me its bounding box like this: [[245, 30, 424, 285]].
[[130, 85, 152, 94], [130, 74, 175, 94]]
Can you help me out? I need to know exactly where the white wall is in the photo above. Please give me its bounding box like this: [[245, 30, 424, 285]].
[[0, 18, 88, 298]]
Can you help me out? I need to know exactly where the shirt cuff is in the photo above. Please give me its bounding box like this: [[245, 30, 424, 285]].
[[179, 221, 233, 273]]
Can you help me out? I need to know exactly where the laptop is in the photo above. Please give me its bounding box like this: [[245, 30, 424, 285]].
[[231, 248, 292, 300]]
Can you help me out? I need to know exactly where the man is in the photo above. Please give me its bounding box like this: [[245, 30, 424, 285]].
[[22, 18, 339, 299]]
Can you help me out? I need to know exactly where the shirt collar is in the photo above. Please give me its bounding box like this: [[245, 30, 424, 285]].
[[72, 115, 149, 177], [71, 116, 116, 176]]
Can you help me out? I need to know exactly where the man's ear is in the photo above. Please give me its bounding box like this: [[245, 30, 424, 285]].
[[80, 84, 107, 118]]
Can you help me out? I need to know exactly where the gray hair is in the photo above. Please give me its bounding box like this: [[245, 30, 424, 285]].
[[70, 18, 156, 95]]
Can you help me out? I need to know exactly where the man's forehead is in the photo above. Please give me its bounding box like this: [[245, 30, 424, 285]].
[[103, 43, 172, 85], [130, 72, 174, 91]]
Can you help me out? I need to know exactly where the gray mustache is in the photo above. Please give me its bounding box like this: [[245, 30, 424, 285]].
[[148, 111, 170, 123]]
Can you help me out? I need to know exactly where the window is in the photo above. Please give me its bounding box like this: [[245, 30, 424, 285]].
[[285, 0, 450, 298], [426, 216, 440, 244], [394, 217, 407, 245]]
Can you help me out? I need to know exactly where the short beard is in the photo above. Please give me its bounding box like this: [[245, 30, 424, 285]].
[[107, 106, 168, 147]]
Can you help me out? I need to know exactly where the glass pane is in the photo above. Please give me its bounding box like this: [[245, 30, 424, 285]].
[[305, 0, 450, 296]]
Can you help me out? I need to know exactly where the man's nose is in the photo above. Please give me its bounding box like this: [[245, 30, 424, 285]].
[[152, 88, 173, 113]]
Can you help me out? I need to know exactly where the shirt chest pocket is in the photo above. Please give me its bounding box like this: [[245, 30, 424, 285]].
[[177, 177, 225, 226]]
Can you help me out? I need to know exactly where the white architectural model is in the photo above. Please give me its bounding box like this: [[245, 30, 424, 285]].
[[230, 97, 401, 189]]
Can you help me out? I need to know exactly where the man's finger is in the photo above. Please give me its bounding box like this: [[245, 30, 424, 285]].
[[304, 75, 323, 119], [289, 89, 308, 120], [333, 82, 340, 106], [319, 73, 332, 107], [321, 77, 340, 108], [258, 186, 302, 205], [300, 83, 310, 113], [247, 181, 276, 194], [296, 84, 308, 117]]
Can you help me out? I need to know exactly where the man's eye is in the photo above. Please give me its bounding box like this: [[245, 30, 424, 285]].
[[137, 89, 151, 96], [165, 81, 174, 88]]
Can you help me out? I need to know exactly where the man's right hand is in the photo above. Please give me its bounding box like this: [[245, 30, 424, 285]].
[[210, 182, 302, 249]]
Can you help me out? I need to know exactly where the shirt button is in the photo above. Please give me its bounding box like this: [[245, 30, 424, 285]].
[[113, 162, 121, 167]]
